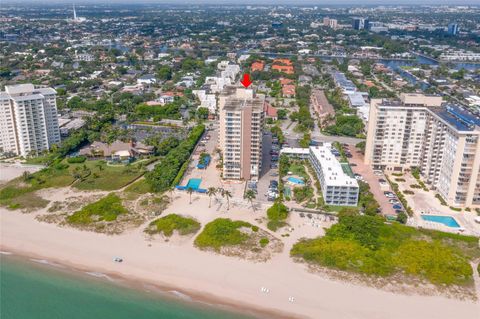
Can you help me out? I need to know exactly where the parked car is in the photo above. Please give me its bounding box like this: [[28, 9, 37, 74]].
[[247, 181, 257, 189], [374, 170, 383, 176]]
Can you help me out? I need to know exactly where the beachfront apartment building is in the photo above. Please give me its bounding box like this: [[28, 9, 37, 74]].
[[309, 144, 359, 206], [0, 84, 60, 157], [365, 93, 480, 208], [281, 144, 359, 206], [218, 86, 265, 180]]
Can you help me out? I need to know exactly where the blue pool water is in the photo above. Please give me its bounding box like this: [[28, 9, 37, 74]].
[[421, 215, 460, 228], [287, 177, 305, 185], [186, 178, 202, 190]]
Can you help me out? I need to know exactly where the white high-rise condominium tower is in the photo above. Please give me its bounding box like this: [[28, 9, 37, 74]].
[[0, 84, 61, 157], [218, 86, 265, 180], [365, 93, 480, 208]]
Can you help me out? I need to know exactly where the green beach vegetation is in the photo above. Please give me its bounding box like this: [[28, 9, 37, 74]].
[[291, 214, 479, 286], [67, 193, 128, 225], [145, 214, 201, 237], [195, 218, 253, 251], [266, 201, 289, 231], [194, 218, 280, 261]]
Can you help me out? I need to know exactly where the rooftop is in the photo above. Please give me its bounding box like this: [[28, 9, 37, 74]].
[[430, 105, 480, 132], [309, 144, 359, 187], [347, 92, 366, 107]]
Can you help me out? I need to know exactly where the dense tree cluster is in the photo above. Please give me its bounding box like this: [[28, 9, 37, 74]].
[[145, 124, 205, 192]]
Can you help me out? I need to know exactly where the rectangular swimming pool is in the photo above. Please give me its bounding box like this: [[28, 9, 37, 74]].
[[421, 215, 460, 228], [186, 178, 202, 190], [287, 177, 305, 185]]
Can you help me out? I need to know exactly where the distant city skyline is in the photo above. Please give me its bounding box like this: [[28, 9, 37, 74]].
[[3, 0, 480, 6]]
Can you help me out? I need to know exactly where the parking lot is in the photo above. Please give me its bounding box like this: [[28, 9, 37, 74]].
[[346, 145, 397, 216], [253, 131, 280, 203]]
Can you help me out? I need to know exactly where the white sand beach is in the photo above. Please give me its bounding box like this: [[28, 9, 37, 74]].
[[1, 191, 479, 319]]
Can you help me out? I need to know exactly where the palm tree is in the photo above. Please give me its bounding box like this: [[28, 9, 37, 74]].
[[186, 187, 194, 204], [168, 185, 175, 202], [224, 190, 232, 211], [22, 171, 31, 182], [244, 189, 256, 212], [217, 187, 225, 205], [207, 187, 217, 208]]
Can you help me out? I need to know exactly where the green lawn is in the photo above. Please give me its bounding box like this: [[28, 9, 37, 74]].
[[0, 160, 146, 209], [73, 161, 145, 191], [124, 179, 152, 195], [67, 193, 128, 225], [291, 214, 479, 286], [0, 162, 75, 209], [145, 214, 201, 237], [288, 164, 309, 180]]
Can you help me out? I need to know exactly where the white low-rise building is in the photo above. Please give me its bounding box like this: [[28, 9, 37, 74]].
[[193, 90, 217, 113], [281, 144, 359, 206]]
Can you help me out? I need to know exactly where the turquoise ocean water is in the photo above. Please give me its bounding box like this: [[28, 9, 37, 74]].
[[0, 254, 257, 319]]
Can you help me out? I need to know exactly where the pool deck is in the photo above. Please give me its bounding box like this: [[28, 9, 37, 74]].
[[178, 122, 246, 199], [391, 172, 480, 236]]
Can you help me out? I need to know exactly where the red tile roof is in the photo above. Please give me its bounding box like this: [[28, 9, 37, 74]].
[[263, 102, 278, 118], [282, 84, 296, 97], [251, 61, 265, 72]]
